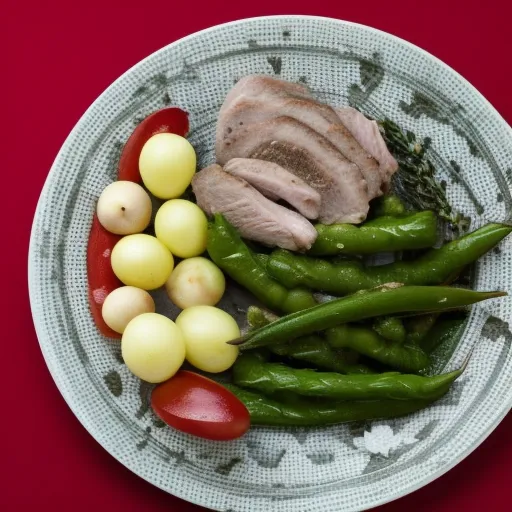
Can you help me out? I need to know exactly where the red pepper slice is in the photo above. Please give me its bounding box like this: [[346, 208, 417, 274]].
[[118, 107, 189, 182], [151, 371, 250, 441], [87, 107, 189, 338], [87, 214, 123, 339]]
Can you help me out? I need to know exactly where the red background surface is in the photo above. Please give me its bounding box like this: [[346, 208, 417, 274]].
[[4, 1, 511, 510]]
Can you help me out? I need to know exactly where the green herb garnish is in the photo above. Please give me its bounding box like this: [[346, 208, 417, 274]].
[[378, 119, 470, 235]]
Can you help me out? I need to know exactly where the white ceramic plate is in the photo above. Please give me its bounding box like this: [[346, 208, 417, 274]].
[[29, 16, 512, 511]]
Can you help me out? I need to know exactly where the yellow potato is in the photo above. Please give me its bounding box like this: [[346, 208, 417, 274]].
[[176, 306, 239, 373], [139, 133, 196, 199], [111, 234, 173, 290], [101, 286, 155, 334], [155, 200, 208, 258], [122, 313, 185, 383], [165, 257, 225, 309]]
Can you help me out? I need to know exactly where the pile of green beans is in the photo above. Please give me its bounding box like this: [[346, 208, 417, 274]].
[[206, 211, 509, 427]]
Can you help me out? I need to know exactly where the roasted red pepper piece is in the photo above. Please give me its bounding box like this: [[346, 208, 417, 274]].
[[118, 107, 189, 182], [87, 214, 123, 339], [151, 371, 250, 441]]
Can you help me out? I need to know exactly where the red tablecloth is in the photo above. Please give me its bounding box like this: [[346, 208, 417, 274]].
[[5, 1, 511, 510]]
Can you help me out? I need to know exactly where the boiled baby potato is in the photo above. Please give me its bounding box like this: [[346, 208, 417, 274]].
[[176, 306, 239, 373], [165, 257, 225, 309], [155, 199, 208, 258], [111, 234, 173, 290], [96, 181, 152, 235], [139, 133, 196, 199], [122, 313, 185, 383], [101, 286, 155, 334]]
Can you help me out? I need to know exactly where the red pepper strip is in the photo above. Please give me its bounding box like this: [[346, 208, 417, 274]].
[[118, 107, 190, 182], [87, 214, 123, 339]]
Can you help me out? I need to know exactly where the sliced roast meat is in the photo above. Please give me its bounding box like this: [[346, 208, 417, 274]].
[[216, 75, 384, 199], [335, 107, 398, 185], [192, 164, 318, 251], [215, 116, 369, 224], [221, 75, 312, 114], [223, 158, 321, 219]]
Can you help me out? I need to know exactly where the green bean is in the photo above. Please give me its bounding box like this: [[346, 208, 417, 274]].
[[269, 223, 512, 295], [233, 353, 460, 401], [253, 252, 270, 269], [371, 194, 407, 217], [326, 324, 430, 373], [223, 384, 448, 426], [207, 214, 317, 313], [310, 211, 437, 256], [269, 336, 373, 374], [246, 305, 280, 330], [373, 316, 406, 343], [421, 315, 467, 355], [231, 285, 505, 350], [405, 314, 440, 345]]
